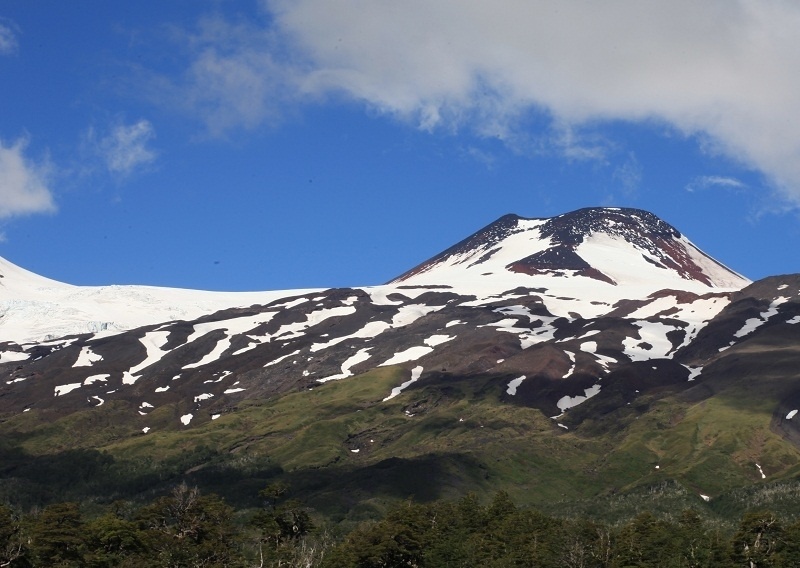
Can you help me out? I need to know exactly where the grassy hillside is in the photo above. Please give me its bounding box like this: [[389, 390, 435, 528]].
[[1, 358, 799, 525]]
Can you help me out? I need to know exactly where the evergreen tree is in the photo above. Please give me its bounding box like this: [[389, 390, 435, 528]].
[[83, 510, 147, 568], [27, 502, 86, 567], [251, 481, 315, 566], [135, 483, 241, 567], [611, 510, 681, 567]]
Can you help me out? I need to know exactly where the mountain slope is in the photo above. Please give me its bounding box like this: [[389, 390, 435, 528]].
[[1, 207, 798, 519]]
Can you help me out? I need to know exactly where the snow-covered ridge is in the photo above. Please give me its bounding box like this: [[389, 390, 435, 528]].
[[0, 255, 317, 344]]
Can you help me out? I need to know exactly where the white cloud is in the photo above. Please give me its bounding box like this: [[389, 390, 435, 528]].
[[0, 21, 19, 55], [0, 138, 56, 218], [686, 175, 746, 193], [94, 120, 157, 176], [168, 1, 800, 202]]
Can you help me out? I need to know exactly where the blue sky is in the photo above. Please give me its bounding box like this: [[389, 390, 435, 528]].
[[1, 1, 798, 291]]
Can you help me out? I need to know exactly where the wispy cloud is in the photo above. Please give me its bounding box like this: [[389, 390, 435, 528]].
[[86, 119, 157, 177], [613, 153, 643, 195], [685, 175, 746, 193], [0, 20, 19, 55], [156, 1, 800, 203], [0, 137, 56, 219], [144, 17, 294, 137]]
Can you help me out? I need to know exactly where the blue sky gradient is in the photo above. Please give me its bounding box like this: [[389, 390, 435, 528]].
[[1, 1, 798, 290]]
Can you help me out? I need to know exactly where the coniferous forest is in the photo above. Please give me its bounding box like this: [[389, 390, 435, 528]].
[[3, 483, 800, 567]]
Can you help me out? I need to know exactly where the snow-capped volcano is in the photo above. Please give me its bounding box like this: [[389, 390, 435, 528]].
[[392, 207, 748, 291], [1, 207, 799, 518]]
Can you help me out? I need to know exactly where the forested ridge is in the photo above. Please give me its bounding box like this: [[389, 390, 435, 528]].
[[3, 483, 800, 567]]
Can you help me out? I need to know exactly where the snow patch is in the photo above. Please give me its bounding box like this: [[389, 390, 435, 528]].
[[310, 320, 391, 352], [380, 346, 432, 367], [755, 463, 766, 479], [562, 351, 576, 378], [734, 297, 790, 338], [580, 341, 617, 369], [73, 345, 103, 367], [482, 316, 557, 349], [384, 366, 424, 401], [319, 348, 373, 382], [391, 304, 445, 327], [231, 342, 258, 356], [194, 393, 214, 402], [54, 383, 82, 396], [683, 366, 703, 381], [264, 349, 300, 368], [180, 413, 193, 425], [788, 316, 800, 325], [0, 350, 29, 363], [121, 330, 171, 384], [424, 334, 455, 347], [84, 374, 109, 385], [786, 409, 798, 420], [272, 297, 308, 309], [622, 321, 677, 361], [506, 375, 526, 396], [274, 306, 357, 340], [557, 384, 602, 411]]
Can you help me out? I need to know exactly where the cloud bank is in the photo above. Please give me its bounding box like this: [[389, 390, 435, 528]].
[[0, 138, 55, 219], [174, 1, 800, 203]]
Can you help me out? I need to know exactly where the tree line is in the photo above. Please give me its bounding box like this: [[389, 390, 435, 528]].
[[2, 484, 800, 567]]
